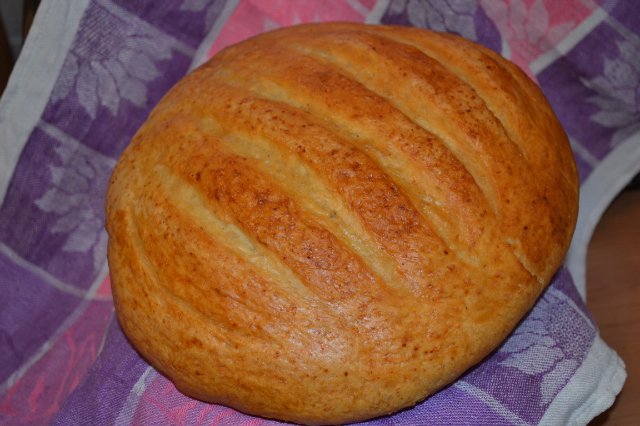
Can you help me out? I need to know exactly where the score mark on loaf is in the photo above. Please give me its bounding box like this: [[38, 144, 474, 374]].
[[105, 23, 579, 425]]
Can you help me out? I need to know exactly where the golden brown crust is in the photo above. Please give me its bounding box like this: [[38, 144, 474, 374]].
[[106, 23, 579, 425]]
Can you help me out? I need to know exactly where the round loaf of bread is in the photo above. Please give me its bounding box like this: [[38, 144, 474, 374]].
[[106, 23, 579, 425]]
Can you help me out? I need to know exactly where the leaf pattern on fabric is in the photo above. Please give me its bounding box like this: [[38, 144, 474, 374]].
[[50, 3, 174, 119], [479, 0, 593, 69], [387, 0, 479, 41], [497, 289, 592, 405], [34, 132, 115, 273], [582, 38, 640, 147]]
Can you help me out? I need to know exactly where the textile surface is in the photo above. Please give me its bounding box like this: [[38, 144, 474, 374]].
[[0, 0, 634, 424]]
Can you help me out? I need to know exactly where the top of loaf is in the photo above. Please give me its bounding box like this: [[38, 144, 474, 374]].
[[106, 23, 579, 425]]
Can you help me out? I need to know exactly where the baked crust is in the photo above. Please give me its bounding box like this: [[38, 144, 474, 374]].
[[106, 23, 579, 425]]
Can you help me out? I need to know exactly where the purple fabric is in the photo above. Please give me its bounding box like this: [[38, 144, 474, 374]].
[[0, 251, 79, 383], [0, 125, 112, 288], [51, 319, 150, 426], [537, 17, 640, 181], [380, 0, 502, 53], [0, 300, 112, 425]]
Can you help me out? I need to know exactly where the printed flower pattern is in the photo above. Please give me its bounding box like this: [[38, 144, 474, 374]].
[[34, 132, 115, 275], [480, 0, 593, 68], [583, 39, 640, 147], [50, 4, 174, 119], [387, 0, 479, 42], [498, 289, 594, 405]]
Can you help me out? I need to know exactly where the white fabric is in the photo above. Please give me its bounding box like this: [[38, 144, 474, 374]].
[[566, 130, 640, 300], [0, 0, 90, 203], [540, 334, 627, 425]]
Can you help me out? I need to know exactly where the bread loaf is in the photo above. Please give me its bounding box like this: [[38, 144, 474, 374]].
[[106, 23, 579, 425]]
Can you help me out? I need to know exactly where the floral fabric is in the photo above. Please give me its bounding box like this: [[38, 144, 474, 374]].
[[0, 0, 634, 424]]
